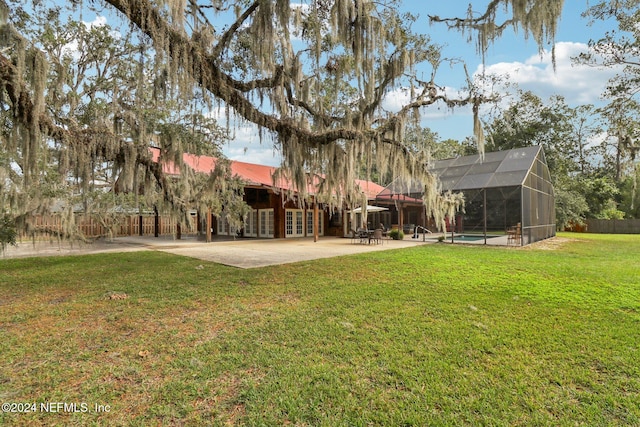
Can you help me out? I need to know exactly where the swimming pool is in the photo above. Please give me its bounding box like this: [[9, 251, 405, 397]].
[[452, 235, 500, 242]]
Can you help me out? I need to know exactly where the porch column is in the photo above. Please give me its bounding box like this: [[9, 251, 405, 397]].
[[154, 206, 159, 237], [314, 202, 319, 242]]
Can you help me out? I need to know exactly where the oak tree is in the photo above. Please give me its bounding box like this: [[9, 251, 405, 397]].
[[0, 0, 564, 239]]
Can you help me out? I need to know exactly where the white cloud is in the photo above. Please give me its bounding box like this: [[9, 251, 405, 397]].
[[381, 87, 411, 112], [222, 123, 281, 166], [476, 41, 622, 106], [227, 146, 281, 167], [204, 104, 284, 165], [85, 16, 108, 28], [418, 41, 626, 141]]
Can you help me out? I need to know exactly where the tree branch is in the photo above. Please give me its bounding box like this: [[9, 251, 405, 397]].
[[211, 0, 260, 58], [103, 0, 382, 147]]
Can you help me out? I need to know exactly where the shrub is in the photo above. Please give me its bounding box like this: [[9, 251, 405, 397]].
[[0, 214, 17, 253], [388, 229, 404, 240]]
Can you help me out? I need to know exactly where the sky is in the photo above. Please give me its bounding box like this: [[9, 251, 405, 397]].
[[222, 1, 623, 166]]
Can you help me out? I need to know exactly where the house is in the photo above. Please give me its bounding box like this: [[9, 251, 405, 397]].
[[152, 145, 555, 245], [151, 148, 387, 240]]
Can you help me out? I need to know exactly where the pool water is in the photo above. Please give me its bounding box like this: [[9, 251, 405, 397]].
[[452, 235, 499, 242]]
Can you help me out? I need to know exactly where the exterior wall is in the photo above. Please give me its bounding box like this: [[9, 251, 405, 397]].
[[242, 188, 328, 239], [326, 210, 344, 237], [273, 193, 286, 238]]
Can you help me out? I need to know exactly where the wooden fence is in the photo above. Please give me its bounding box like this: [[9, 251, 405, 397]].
[[18, 213, 199, 240], [585, 219, 640, 234]]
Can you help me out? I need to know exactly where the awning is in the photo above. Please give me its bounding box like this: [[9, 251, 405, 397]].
[[349, 205, 389, 213]]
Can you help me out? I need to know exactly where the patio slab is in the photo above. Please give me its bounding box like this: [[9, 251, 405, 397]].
[[2, 235, 434, 269], [160, 237, 436, 268]]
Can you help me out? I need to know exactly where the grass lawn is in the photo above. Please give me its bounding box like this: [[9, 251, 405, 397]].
[[1, 233, 639, 426]]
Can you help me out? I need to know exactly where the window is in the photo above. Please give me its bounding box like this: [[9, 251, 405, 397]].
[[259, 209, 274, 238], [217, 216, 239, 236], [286, 211, 293, 236], [306, 211, 324, 236], [244, 209, 257, 237], [296, 211, 303, 236], [217, 217, 228, 235], [285, 209, 304, 237]]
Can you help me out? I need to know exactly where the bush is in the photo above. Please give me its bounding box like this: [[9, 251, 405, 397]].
[[0, 214, 17, 253], [388, 229, 404, 240]]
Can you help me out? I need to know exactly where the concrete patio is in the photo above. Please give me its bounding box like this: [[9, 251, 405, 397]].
[[2, 231, 520, 268], [2, 235, 432, 268]]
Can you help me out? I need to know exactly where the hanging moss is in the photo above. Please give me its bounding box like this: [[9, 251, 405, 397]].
[[0, 1, 244, 240]]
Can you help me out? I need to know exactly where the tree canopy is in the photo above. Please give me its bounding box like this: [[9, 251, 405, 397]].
[[0, 0, 565, 239]]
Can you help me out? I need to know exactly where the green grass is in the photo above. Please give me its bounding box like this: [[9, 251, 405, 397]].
[[1, 233, 639, 426]]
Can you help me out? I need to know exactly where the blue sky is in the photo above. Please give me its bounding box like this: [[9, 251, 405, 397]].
[[224, 1, 621, 166]]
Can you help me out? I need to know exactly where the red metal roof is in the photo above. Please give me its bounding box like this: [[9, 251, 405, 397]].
[[229, 159, 285, 189], [150, 148, 278, 187], [150, 148, 385, 199], [182, 153, 217, 175], [375, 192, 423, 204], [355, 179, 386, 200]]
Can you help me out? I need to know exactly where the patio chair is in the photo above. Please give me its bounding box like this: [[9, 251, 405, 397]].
[[507, 222, 521, 246], [356, 228, 369, 244], [372, 228, 384, 245], [349, 228, 358, 244]]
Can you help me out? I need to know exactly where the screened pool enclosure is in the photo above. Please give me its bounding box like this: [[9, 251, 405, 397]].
[[380, 146, 556, 245]]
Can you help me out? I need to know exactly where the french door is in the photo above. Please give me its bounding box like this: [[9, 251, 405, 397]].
[[244, 209, 258, 237], [285, 209, 304, 238], [258, 209, 274, 238], [306, 210, 323, 236]]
